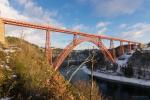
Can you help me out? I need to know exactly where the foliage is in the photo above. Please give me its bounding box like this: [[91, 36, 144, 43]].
[[74, 80, 103, 100], [0, 37, 87, 100], [122, 64, 133, 78]]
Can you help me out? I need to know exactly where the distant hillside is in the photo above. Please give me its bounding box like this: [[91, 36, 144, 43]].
[[60, 44, 134, 68], [127, 50, 150, 79]]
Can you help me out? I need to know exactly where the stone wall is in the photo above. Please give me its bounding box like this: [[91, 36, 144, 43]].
[[0, 19, 5, 45]]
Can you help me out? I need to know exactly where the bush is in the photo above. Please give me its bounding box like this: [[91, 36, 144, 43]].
[[0, 37, 85, 100], [122, 64, 133, 78], [74, 80, 103, 100]]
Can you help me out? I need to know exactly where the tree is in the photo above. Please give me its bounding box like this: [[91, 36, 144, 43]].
[[122, 64, 133, 78]]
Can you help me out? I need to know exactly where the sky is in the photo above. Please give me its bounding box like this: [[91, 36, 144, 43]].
[[0, 0, 150, 49]]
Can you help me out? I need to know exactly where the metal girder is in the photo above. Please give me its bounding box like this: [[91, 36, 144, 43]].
[[128, 42, 132, 52], [53, 37, 115, 70], [0, 18, 140, 44], [73, 34, 77, 45], [0, 17, 142, 70], [120, 41, 125, 55], [109, 40, 116, 59], [45, 30, 52, 65]]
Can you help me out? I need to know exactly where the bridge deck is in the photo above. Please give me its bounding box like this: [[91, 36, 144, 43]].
[[0, 18, 140, 44]]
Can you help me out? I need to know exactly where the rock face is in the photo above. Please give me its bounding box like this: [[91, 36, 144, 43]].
[[127, 50, 150, 79], [0, 19, 5, 45], [62, 49, 111, 67], [64, 44, 150, 80]]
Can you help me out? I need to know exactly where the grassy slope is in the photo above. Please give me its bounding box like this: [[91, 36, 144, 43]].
[[0, 37, 85, 100]]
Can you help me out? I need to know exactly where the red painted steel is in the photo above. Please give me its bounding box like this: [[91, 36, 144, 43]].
[[1, 18, 140, 44], [120, 41, 125, 55], [0, 17, 140, 70], [46, 30, 52, 65], [53, 37, 115, 70], [128, 42, 132, 52], [45, 30, 50, 62], [109, 40, 116, 59]]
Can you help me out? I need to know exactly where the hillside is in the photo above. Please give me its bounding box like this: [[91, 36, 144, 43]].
[[127, 49, 150, 79], [0, 37, 102, 100]]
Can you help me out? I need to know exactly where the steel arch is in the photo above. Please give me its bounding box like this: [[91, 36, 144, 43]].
[[53, 37, 115, 70]]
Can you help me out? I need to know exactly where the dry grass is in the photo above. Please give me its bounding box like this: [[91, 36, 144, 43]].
[[0, 51, 5, 84], [74, 80, 103, 100], [0, 68, 4, 85], [0, 37, 84, 100], [0, 37, 103, 100]]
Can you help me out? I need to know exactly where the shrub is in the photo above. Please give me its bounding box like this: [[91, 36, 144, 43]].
[[0, 37, 85, 100]]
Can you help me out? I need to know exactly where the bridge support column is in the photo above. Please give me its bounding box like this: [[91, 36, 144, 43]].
[[128, 42, 131, 52], [73, 34, 77, 45], [45, 30, 52, 65], [0, 19, 5, 46], [120, 41, 124, 55], [110, 40, 116, 59], [139, 43, 143, 49], [98, 38, 106, 58]]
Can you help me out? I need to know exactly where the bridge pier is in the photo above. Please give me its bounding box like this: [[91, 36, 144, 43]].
[[120, 41, 124, 56], [73, 34, 77, 45], [98, 38, 107, 59], [0, 19, 5, 46], [45, 30, 52, 65], [128, 42, 132, 52], [110, 40, 116, 60]]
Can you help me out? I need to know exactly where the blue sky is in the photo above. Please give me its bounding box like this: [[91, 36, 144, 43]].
[[0, 0, 150, 49]]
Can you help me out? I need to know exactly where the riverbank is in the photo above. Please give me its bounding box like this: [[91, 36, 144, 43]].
[[83, 66, 150, 87]]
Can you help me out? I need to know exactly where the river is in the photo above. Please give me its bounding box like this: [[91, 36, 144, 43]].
[[60, 66, 150, 100]]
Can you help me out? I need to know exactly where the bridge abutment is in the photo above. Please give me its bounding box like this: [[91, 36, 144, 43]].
[[0, 19, 5, 46]]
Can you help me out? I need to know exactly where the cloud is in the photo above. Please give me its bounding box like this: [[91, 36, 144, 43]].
[[96, 22, 110, 28], [96, 21, 110, 34], [15, 0, 31, 5], [14, 0, 61, 26], [0, 0, 63, 26], [0, 0, 66, 48], [119, 24, 128, 29], [89, 0, 143, 17], [72, 24, 89, 31], [97, 27, 107, 34], [0, 0, 28, 20], [116, 23, 150, 43]]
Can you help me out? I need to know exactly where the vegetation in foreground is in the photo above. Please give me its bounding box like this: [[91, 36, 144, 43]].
[[0, 37, 102, 100]]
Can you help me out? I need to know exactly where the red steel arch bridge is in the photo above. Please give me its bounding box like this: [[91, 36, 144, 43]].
[[0, 18, 141, 71]]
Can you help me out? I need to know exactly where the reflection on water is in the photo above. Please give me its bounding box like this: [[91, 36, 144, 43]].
[[60, 66, 150, 100]]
